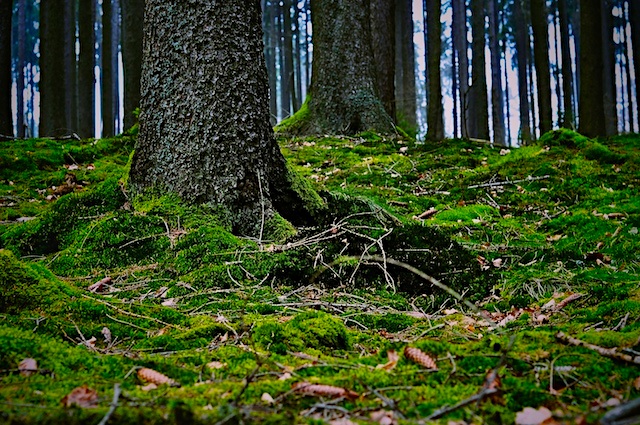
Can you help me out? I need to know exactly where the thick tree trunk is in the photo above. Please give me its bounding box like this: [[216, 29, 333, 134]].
[[279, 0, 394, 135], [601, 0, 617, 135], [130, 1, 322, 237], [578, 0, 605, 138], [469, 0, 489, 140], [40, 0, 68, 137], [395, 0, 416, 128], [513, 0, 531, 143], [0, 0, 12, 136], [630, 0, 639, 125], [558, 0, 574, 129], [102, 0, 114, 137], [531, 0, 552, 135], [78, 0, 96, 138], [452, 0, 469, 138], [487, 0, 505, 146], [425, 0, 443, 141], [63, 0, 77, 134], [370, 0, 395, 120], [16, 0, 26, 138], [121, 0, 144, 131]]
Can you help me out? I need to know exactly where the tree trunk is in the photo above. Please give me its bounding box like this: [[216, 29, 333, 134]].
[[40, 0, 68, 137], [578, 0, 605, 138], [263, 0, 278, 124], [130, 1, 322, 237], [558, 0, 574, 129], [469, 0, 489, 140], [395, 0, 416, 128], [452, 0, 469, 138], [425, 0, 443, 141], [370, 0, 395, 120], [63, 0, 77, 134], [630, 0, 639, 125], [16, 0, 26, 138], [293, 3, 303, 111], [121, 0, 144, 131], [601, 0, 617, 135], [513, 0, 531, 143], [531, 0, 552, 135], [102, 0, 114, 137], [487, 0, 505, 146], [112, 0, 121, 134], [0, 0, 12, 136], [78, 0, 96, 138], [279, 0, 394, 135], [282, 0, 295, 117]]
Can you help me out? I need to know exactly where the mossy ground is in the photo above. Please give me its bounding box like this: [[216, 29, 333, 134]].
[[1, 128, 639, 424]]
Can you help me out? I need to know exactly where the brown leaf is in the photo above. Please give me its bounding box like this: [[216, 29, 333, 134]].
[[404, 347, 438, 370], [61, 385, 99, 408], [88, 276, 112, 293], [515, 407, 554, 425], [376, 350, 399, 371], [634, 376, 640, 391], [370, 410, 398, 425], [293, 382, 358, 400], [19, 358, 37, 377], [414, 208, 438, 220], [137, 367, 179, 387]]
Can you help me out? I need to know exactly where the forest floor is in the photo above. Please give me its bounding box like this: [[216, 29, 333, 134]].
[[0, 129, 639, 424]]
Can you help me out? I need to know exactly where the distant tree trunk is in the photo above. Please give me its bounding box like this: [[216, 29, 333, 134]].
[[630, 0, 639, 125], [264, 0, 278, 124], [0, 0, 12, 136], [78, 0, 96, 138], [425, 0, 444, 141], [487, 0, 505, 146], [501, 4, 511, 144], [623, 2, 636, 133], [601, 0, 617, 135], [280, 0, 394, 135], [452, 0, 469, 138], [578, 0, 605, 138], [531, 0, 552, 135], [558, 0, 574, 129], [112, 0, 121, 134], [395, 0, 416, 128], [121, 0, 144, 131], [16, 0, 26, 138], [282, 0, 295, 117], [63, 0, 77, 134], [513, 0, 531, 143], [40, 0, 68, 137], [276, 8, 285, 120], [370, 0, 395, 119], [304, 0, 311, 89], [130, 1, 320, 237], [468, 0, 489, 140], [552, 7, 563, 127], [102, 0, 114, 137], [293, 3, 303, 111]]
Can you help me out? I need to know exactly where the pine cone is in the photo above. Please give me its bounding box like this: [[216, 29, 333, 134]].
[[404, 347, 438, 370], [137, 367, 180, 387]]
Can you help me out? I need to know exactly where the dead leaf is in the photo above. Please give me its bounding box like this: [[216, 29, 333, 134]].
[[261, 392, 275, 405], [206, 361, 226, 370], [88, 276, 112, 293], [546, 234, 563, 242], [101, 327, 112, 344], [161, 298, 177, 307], [492, 258, 503, 268], [633, 376, 640, 390], [293, 382, 358, 400], [404, 347, 437, 370], [515, 406, 553, 425], [19, 358, 37, 376], [278, 372, 292, 381], [370, 410, 397, 425], [61, 385, 99, 408], [376, 350, 399, 371]]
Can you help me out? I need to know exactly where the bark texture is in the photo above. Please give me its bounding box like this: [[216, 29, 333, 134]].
[[531, 0, 552, 134], [452, 0, 469, 138], [558, 0, 574, 129], [40, 0, 67, 137], [121, 0, 144, 130], [578, 0, 605, 138], [630, 0, 640, 120], [395, 0, 416, 128], [63, 0, 77, 134], [370, 0, 395, 120], [425, 0, 444, 141], [130, 0, 321, 236], [280, 0, 394, 135], [16, 0, 26, 138], [0, 0, 12, 136], [487, 0, 505, 146], [513, 0, 531, 143], [102, 0, 114, 137], [469, 0, 489, 140], [78, 0, 96, 138]]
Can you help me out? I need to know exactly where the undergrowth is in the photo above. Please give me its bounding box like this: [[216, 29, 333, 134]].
[[0, 128, 639, 424]]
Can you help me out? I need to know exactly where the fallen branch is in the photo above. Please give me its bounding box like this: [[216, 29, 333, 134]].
[[600, 397, 640, 425], [555, 332, 640, 364], [467, 175, 550, 189], [97, 383, 121, 425]]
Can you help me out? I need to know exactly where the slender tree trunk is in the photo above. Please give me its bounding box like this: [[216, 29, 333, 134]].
[[102, 0, 114, 137], [558, 0, 574, 129], [629, 0, 639, 127], [553, 6, 563, 127], [16, 0, 26, 138], [293, 3, 303, 111], [121, 0, 144, 131], [513, 0, 531, 143], [40, 0, 68, 137], [280, 0, 394, 135], [578, 0, 606, 138], [451, 17, 459, 138], [452, 0, 469, 138], [63, 0, 77, 134], [130, 1, 321, 237], [370, 0, 395, 119], [501, 3, 511, 145], [264, 0, 278, 124], [395, 0, 416, 128], [0, 0, 12, 136], [304, 0, 311, 90], [425, 0, 444, 141], [469, 0, 489, 140], [112, 0, 121, 134], [601, 0, 617, 135], [78, 0, 96, 138], [531, 0, 552, 134], [282, 0, 295, 117], [623, 2, 635, 133], [487, 0, 505, 146]]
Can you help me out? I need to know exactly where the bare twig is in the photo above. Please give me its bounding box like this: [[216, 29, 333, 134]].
[[97, 383, 121, 425], [467, 175, 550, 189], [555, 332, 640, 364], [81, 294, 183, 330]]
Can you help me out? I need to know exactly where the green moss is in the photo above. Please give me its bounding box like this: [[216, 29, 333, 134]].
[[263, 212, 297, 242], [274, 96, 312, 136]]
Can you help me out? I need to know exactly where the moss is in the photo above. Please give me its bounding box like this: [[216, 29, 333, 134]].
[[283, 161, 327, 219], [263, 212, 297, 242], [274, 96, 312, 136]]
